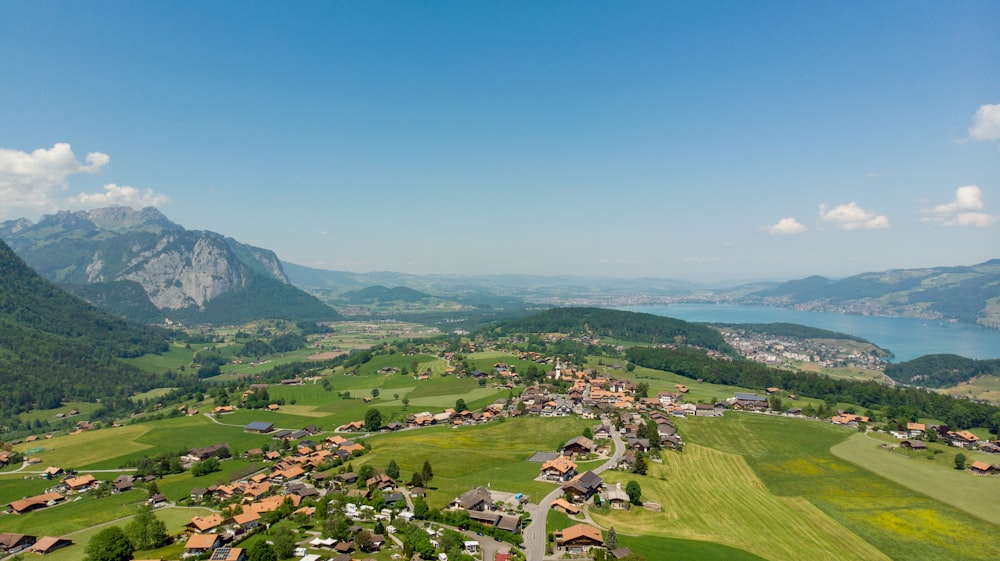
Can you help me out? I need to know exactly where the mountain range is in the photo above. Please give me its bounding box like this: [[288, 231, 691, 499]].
[[2, 206, 997, 329], [0, 207, 338, 325]]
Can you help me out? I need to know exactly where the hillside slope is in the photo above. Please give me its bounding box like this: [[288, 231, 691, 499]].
[[0, 238, 170, 413]]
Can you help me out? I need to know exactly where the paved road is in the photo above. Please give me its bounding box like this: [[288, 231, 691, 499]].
[[522, 419, 624, 561]]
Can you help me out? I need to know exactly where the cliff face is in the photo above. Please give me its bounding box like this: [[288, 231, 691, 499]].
[[0, 206, 332, 324]]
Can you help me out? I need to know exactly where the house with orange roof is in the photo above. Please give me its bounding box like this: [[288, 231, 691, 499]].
[[184, 534, 221, 555], [550, 498, 580, 515], [554, 524, 604, 552], [7, 493, 64, 514], [187, 514, 224, 533], [541, 456, 578, 482], [63, 474, 97, 491], [969, 461, 996, 475]]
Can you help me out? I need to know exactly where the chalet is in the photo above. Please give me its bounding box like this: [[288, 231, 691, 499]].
[[28, 536, 72, 555], [948, 431, 980, 448], [969, 461, 996, 475], [617, 449, 636, 471], [562, 435, 595, 457], [184, 443, 230, 463], [62, 474, 97, 492], [338, 420, 365, 432], [551, 498, 580, 515], [188, 514, 225, 533], [593, 424, 613, 440], [230, 511, 261, 531], [555, 524, 604, 552], [906, 422, 926, 437], [626, 438, 651, 452], [731, 393, 768, 411], [561, 471, 603, 502], [185, 534, 222, 556], [335, 472, 359, 486], [901, 440, 928, 451], [212, 406, 235, 415], [366, 474, 397, 491], [467, 510, 522, 534], [695, 403, 720, 417], [451, 486, 493, 511], [605, 482, 630, 510], [0, 533, 36, 554], [540, 456, 578, 482]]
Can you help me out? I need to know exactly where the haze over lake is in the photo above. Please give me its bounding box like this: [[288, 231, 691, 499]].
[[619, 304, 1000, 362]]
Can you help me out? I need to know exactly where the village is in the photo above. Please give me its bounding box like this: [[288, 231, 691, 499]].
[[3, 354, 999, 561]]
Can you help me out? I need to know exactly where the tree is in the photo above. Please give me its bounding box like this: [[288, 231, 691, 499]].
[[125, 505, 169, 549], [421, 459, 434, 485], [386, 459, 400, 480], [191, 457, 220, 476], [955, 452, 967, 470], [412, 495, 430, 519], [582, 426, 593, 439], [455, 398, 468, 412], [84, 526, 133, 561], [358, 464, 376, 481], [632, 453, 648, 476], [371, 388, 380, 399], [356, 529, 374, 551], [272, 526, 296, 559], [625, 480, 642, 505], [409, 471, 424, 487], [365, 408, 383, 431], [606, 526, 618, 550], [248, 543, 278, 561]]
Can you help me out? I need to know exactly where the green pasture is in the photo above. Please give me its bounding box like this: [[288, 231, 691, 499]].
[[23, 505, 216, 561], [680, 413, 1000, 561], [832, 432, 1000, 524], [938, 374, 1000, 405], [594, 444, 890, 561], [0, 489, 146, 535], [16, 401, 102, 425], [364, 417, 590, 510], [158, 459, 268, 501], [617, 534, 769, 561], [13, 415, 273, 471], [130, 387, 180, 402], [122, 343, 197, 372], [0, 474, 56, 505]]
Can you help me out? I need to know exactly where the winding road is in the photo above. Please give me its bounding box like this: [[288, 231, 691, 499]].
[[522, 417, 624, 561]]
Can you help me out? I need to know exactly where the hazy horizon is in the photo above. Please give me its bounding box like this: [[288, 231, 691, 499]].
[[2, 2, 998, 279]]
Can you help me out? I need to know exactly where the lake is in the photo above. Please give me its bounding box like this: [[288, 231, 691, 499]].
[[616, 303, 1000, 362]]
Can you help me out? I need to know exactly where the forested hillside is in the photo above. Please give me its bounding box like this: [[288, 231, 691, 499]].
[[499, 307, 733, 353], [625, 346, 1000, 431], [718, 322, 880, 346], [0, 239, 170, 414], [884, 354, 1000, 388]]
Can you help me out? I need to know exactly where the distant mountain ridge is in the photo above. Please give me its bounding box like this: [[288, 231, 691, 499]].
[[735, 260, 1000, 328], [0, 207, 339, 325]]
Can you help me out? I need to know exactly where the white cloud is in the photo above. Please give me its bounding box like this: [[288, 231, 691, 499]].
[[969, 104, 1000, 141], [818, 202, 890, 230], [67, 183, 171, 209], [760, 217, 807, 235], [0, 143, 110, 217], [921, 185, 998, 227], [0, 143, 168, 219]]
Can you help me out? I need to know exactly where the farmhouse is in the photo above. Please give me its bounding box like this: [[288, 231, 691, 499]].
[[555, 523, 604, 552], [562, 435, 595, 457], [28, 537, 72, 555], [185, 534, 222, 556], [540, 456, 578, 481], [0, 533, 36, 554], [450, 486, 493, 511], [969, 461, 996, 475], [8, 492, 64, 514], [561, 471, 603, 502], [605, 482, 630, 509], [901, 440, 928, 451]]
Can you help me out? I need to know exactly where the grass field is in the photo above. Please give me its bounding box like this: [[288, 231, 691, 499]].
[[593, 444, 890, 561], [130, 387, 180, 402], [16, 401, 102, 425], [831, 432, 1000, 524], [20, 504, 216, 561], [364, 417, 590, 510], [938, 374, 1000, 405], [679, 413, 1000, 561]]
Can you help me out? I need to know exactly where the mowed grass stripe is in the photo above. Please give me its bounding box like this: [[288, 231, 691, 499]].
[[594, 445, 889, 561]]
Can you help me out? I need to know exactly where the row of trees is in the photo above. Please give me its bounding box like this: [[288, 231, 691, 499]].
[[625, 346, 1000, 432]]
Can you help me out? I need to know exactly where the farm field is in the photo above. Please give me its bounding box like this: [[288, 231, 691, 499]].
[[831, 431, 1000, 524], [594, 444, 890, 561], [678, 413, 1000, 561], [938, 374, 1000, 405], [363, 416, 590, 510], [0, 489, 148, 536]]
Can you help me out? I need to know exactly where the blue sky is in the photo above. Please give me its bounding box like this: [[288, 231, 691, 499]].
[[1, 1, 998, 281]]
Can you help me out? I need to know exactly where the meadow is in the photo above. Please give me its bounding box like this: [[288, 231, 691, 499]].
[[676, 413, 1000, 561], [362, 416, 591, 510]]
